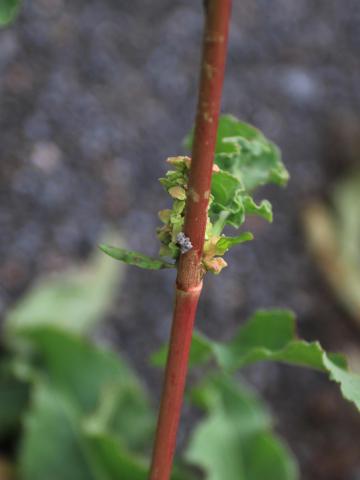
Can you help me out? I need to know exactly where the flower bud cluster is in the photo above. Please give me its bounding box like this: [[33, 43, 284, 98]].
[[157, 156, 228, 274]]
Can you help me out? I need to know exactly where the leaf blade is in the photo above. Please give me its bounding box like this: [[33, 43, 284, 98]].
[[99, 244, 175, 270], [215, 232, 254, 255], [185, 375, 298, 480]]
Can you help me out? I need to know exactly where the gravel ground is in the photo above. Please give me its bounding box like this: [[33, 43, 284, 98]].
[[1, 1, 360, 478]]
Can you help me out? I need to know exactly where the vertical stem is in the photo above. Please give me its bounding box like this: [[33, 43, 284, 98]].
[[149, 2, 232, 479]]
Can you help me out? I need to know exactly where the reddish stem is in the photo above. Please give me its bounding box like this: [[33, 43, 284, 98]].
[[149, 2, 232, 479]]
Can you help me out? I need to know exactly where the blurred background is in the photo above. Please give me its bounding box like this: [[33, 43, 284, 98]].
[[1, 1, 360, 479]]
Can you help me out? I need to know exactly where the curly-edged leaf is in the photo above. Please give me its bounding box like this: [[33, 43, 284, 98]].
[[216, 141, 289, 192], [215, 115, 262, 153], [243, 196, 273, 222], [185, 114, 289, 192], [215, 233, 254, 255], [185, 375, 298, 480], [184, 115, 260, 154], [210, 171, 246, 231], [213, 115, 289, 191], [0, 0, 21, 26], [211, 170, 243, 209], [5, 247, 121, 335], [99, 244, 175, 270]]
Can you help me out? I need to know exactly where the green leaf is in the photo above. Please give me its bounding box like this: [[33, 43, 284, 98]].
[[5, 248, 122, 335], [213, 116, 289, 192], [322, 355, 360, 410], [186, 114, 289, 205], [99, 244, 175, 270], [11, 325, 154, 452], [215, 143, 288, 192], [184, 115, 261, 155], [20, 382, 189, 480], [84, 431, 148, 480], [152, 309, 360, 410], [19, 384, 150, 480], [210, 171, 246, 231], [185, 375, 298, 480], [151, 330, 213, 369], [215, 115, 263, 154], [211, 171, 243, 209], [0, 0, 21, 26], [185, 115, 287, 235], [84, 381, 154, 453], [19, 385, 96, 480], [243, 196, 273, 222], [0, 362, 29, 438], [215, 232, 254, 255], [207, 310, 349, 372]]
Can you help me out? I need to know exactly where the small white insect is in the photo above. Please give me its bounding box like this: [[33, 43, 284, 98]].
[[176, 232, 193, 254]]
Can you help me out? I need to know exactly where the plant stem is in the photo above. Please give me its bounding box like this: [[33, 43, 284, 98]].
[[149, 2, 232, 479]]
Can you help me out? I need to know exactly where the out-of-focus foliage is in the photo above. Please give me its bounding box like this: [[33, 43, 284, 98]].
[[0, 362, 29, 438], [0, 246, 157, 480], [0, 0, 21, 26], [303, 173, 360, 327], [20, 384, 151, 480], [0, 246, 299, 479], [1, 225, 359, 480], [153, 309, 360, 410], [185, 376, 298, 480], [6, 250, 122, 336]]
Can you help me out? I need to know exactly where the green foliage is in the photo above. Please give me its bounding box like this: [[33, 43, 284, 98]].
[[185, 114, 288, 187], [0, 362, 29, 438], [152, 309, 360, 411], [0, 249, 301, 480], [2, 244, 360, 479], [184, 114, 287, 241], [207, 116, 287, 237], [215, 233, 254, 255], [0, 0, 21, 26], [214, 115, 289, 190], [15, 326, 155, 439], [6, 249, 122, 336], [100, 115, 288, 274], [0, 251, 156, 479], [99, 244, 175, 270], [185, 375, 298, 480], [19, 384, 149, 480], [156, 116, 288, 274], [1, 108, 358, 480]]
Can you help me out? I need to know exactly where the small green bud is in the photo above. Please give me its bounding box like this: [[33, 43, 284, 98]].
[[168, 186, 186, 200], [167, 156, 191, 169], [158, 209, 171, 223]]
